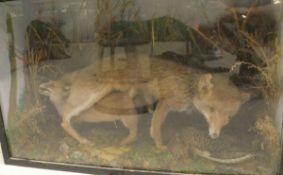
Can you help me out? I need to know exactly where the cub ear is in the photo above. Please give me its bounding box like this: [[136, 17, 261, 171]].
[[198, 74, 213, 92]]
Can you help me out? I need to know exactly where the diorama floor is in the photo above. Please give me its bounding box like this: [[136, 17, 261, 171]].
[[7, 96, 279, 175]]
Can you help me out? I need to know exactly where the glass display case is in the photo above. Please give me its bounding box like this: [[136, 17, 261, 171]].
[[0, 0, 283, 174]]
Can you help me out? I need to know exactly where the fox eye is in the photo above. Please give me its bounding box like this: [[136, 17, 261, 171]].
[[209, 107, 215, 112]]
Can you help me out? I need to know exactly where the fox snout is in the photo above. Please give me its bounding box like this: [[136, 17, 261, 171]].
[[208, 117, 229, 139], [209, 128, 220, 139]]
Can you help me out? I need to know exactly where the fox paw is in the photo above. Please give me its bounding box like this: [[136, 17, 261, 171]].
[[157, 144, 168, 151], [80, 139, 94, 146], [119, 138, 136, 146]]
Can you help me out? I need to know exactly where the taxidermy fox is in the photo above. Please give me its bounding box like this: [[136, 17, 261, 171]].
[[40, 55, 250, 150], [39, 77, 150, 146]]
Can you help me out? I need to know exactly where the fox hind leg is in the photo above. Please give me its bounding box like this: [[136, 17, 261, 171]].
[[61, 121, 93, 145]]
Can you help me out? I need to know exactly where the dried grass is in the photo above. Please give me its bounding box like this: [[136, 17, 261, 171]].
[[95, 0, 126, 45], [193, 7, 281, 115], [23, 50, 42, 107], [9, 34, 63, 148], [229, 33, 280, 115], [95, 0, 140, 45], [255, 116, 281, 163], [23, 37, 63, 107]]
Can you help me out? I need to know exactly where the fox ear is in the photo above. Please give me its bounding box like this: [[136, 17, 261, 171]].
[[198, 74, 213, 92]]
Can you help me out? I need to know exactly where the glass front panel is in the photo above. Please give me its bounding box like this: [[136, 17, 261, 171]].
[[0, 0, 282, 174]]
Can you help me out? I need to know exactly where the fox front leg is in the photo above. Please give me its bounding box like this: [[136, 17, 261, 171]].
[[61, 86, 112, 145], [150, 101, 170, 151], [61, 120, 93, 146]]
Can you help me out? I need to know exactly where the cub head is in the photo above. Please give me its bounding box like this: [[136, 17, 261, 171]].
[[194, 74, 250, 139], [39, 80, 71, 104]]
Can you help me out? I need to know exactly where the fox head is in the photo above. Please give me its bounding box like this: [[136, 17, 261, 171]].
[[39, 79, 71, 106], [194, 74, 250, 139]]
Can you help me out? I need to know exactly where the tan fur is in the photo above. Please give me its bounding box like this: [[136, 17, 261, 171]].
[[193, 74, 250, 139], [41, 56, 250, 150], [39, 79, 147, 146]]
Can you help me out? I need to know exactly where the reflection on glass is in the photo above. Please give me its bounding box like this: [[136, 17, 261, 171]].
[[0, 1, 282, 175]]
